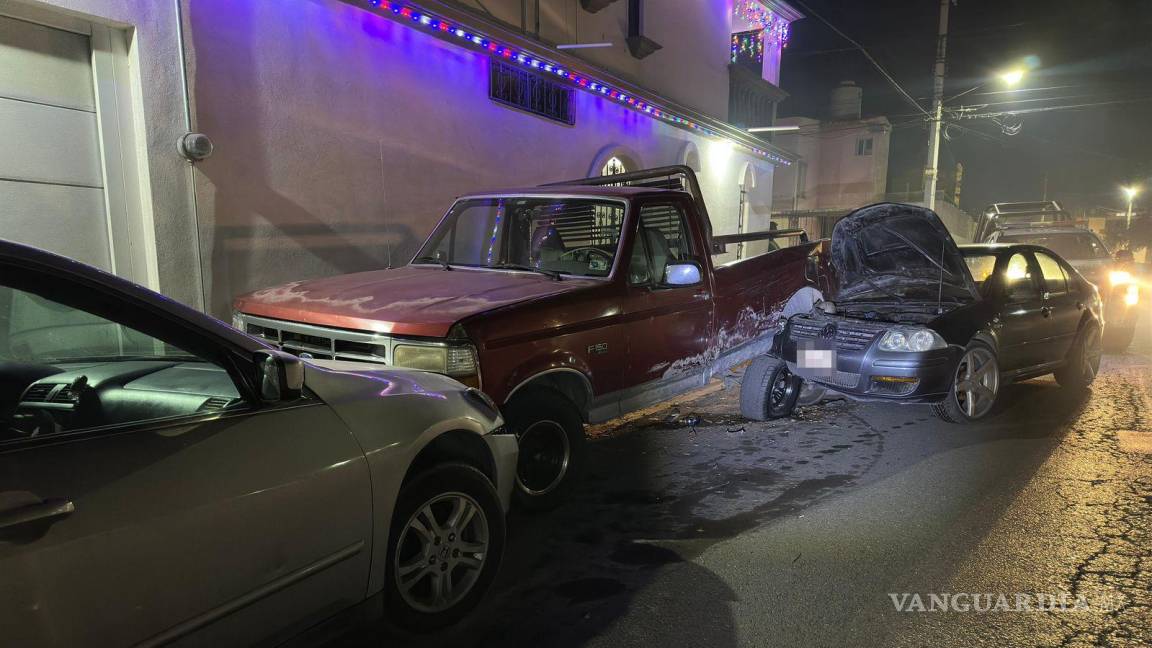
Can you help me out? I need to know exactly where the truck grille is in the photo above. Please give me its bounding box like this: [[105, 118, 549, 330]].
[[789, 318, 882, 351], [239, 315, 391, 365]]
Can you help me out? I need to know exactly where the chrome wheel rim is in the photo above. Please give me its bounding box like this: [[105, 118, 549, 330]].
[[1083, 327, 1102, 381], [953, 347, 999, 419], [395, 492, 489, 614], [515, 420, 570, 496]]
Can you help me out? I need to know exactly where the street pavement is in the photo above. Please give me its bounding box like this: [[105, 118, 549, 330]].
[[341, 323, 1152, 648]]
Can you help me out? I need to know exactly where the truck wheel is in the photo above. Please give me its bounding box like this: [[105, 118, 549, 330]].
[[1102, 325, 1135, 353], [506, 388, 586, 511], [1055, 323, 1102, 391], [385, 464, 505, 632], [932, 342, 1000, 424], [740, 356, 802, 421]]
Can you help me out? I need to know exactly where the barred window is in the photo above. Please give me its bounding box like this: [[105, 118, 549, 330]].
[[489, 59, 575, 125]]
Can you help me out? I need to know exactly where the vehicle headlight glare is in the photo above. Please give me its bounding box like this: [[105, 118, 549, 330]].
[[879, 329, 945, 352], [1110, 270, 1134, 286], [1125, 285, 1139, 306]]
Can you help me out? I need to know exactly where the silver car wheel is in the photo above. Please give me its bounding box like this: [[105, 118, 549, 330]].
[[394, 492, 489, 614], [515, 419, 570, 496], [953, 347, 999, 419]]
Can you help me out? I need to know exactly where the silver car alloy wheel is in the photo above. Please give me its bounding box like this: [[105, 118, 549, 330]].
[[515, 419, 570, 496], [953, 347, 999, 419], [395, 492, 489, 614]]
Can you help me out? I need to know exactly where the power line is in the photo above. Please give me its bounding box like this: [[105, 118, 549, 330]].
[[785, 0, 930, 116], [960, 96, 1152, 119]]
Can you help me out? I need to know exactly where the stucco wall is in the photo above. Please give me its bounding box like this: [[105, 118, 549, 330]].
[[183, 0, 778, 316]]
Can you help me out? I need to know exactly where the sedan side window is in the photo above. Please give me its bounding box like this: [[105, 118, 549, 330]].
[[0, 285, 242, 443], [1004, 253, 1041, 301], [1034, 252, 1069, 297]]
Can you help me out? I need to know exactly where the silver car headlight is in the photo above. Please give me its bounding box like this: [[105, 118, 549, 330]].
[[878, 328, 947, 352]]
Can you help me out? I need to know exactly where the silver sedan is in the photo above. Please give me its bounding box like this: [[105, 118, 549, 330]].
[[0, 239, 517, 646]]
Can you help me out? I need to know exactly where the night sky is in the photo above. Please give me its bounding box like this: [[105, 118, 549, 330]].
[[777, 0, 1152, 216]]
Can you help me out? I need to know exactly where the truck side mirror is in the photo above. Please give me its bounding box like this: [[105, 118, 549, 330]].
[[255, 350, 304, 402], [665, 261, 702, 286]]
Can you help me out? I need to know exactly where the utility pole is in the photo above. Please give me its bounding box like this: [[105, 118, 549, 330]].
[[922, 0, 950, 210]]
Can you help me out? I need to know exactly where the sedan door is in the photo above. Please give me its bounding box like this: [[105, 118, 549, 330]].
[[1033, 250, 1083, 360], [994, 252, 1049, 371], [0, 272, 372, 647]]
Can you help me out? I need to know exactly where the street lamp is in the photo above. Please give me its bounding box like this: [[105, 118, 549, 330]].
[[1122, 185, 1140, 229]]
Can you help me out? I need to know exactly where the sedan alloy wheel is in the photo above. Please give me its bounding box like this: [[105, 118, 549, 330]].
[[395, 492, 490, 614], [952, 346, 999, 419]]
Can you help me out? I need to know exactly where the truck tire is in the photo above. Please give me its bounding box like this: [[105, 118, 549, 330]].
[[384, 464, 505, 632], [1055, 322, 1102, 391], [505, 387, 586, 512], [740, 356, 802, 421]]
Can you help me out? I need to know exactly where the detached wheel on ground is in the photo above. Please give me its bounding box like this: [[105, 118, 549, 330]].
[[933, 342, 1000, 423], [505, 387, 587, 511], [1102, 325, 1135, 353], [385, 463, 505, 632], [1055, 323, 1102, 391], [741, 355, 803, 421]]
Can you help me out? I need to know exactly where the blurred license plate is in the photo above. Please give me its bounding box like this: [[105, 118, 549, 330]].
[[796, 340, 836, 378]]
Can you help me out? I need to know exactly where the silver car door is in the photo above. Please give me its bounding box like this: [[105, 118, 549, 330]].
[[0, 280, 372, 647]]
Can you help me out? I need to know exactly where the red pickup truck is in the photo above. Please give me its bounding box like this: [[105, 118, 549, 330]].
[[234, 167, 827, 508]]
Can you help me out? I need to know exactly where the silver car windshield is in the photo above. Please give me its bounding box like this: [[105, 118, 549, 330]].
[[414, 197, 626, 278]]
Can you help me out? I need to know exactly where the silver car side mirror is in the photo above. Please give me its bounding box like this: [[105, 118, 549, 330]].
[[255, 350, 304, 402], [665, 262, 702, 286]]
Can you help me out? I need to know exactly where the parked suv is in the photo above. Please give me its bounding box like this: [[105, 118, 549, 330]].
[[0, 239, 517, 645]]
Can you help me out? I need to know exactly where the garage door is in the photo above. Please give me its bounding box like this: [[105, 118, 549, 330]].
[[0, 14, 111, 270]]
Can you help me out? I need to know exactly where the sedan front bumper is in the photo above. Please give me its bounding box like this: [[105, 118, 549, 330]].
[[484, 431, 519, 512], [778, 325, 964, 404]]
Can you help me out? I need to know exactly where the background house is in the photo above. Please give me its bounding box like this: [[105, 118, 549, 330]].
[[0, 0, 800, 316]]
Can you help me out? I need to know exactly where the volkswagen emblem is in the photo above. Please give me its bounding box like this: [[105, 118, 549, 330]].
[[820, 323, 838, 340]]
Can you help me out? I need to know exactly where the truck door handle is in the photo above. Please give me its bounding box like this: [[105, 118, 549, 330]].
[[0, 498, 75, 531], [1041, 306, 1053, 318]]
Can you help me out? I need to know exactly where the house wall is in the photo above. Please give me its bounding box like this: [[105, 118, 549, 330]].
[[772, 116, 890, 213], [14, 0, 784, 317], [183, 0, 778, 315]]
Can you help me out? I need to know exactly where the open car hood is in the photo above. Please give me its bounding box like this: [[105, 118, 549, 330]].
[[831, 203, 979, 303]]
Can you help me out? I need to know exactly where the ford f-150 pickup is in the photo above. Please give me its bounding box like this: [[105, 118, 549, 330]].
[[234, 166, 828, 509]]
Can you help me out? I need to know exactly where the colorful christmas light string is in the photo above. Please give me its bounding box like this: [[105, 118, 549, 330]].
[[364, 0, 791, 165]]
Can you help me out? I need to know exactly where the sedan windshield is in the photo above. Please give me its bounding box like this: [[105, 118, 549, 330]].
[[414, 197, 627, 278], [997, 232, 1110, 260]]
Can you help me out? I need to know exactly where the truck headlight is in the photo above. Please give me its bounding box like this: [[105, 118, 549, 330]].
[[878, 329, 946, 352], [1110, 270, 1134, 286], [232, 312, 245, 330], [393, 343, 479, 378]]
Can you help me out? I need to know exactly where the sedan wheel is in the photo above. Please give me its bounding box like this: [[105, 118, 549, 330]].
[[933, 343, 999, 423], [385, 464, 505, 631], [395, 492, 490, 614], [1055, 324, 1102, 391]]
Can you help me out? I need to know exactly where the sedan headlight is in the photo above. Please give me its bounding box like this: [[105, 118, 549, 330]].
[[878, 328, 947, 352], [1110, 270, 1134, 286]]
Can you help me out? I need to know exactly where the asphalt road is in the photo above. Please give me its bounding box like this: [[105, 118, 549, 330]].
[[342, 322, 1152, 648]]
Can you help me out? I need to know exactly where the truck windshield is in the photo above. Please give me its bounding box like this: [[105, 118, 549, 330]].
[[997, 232, 1110, 260], [414, 197, 627, 278]]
